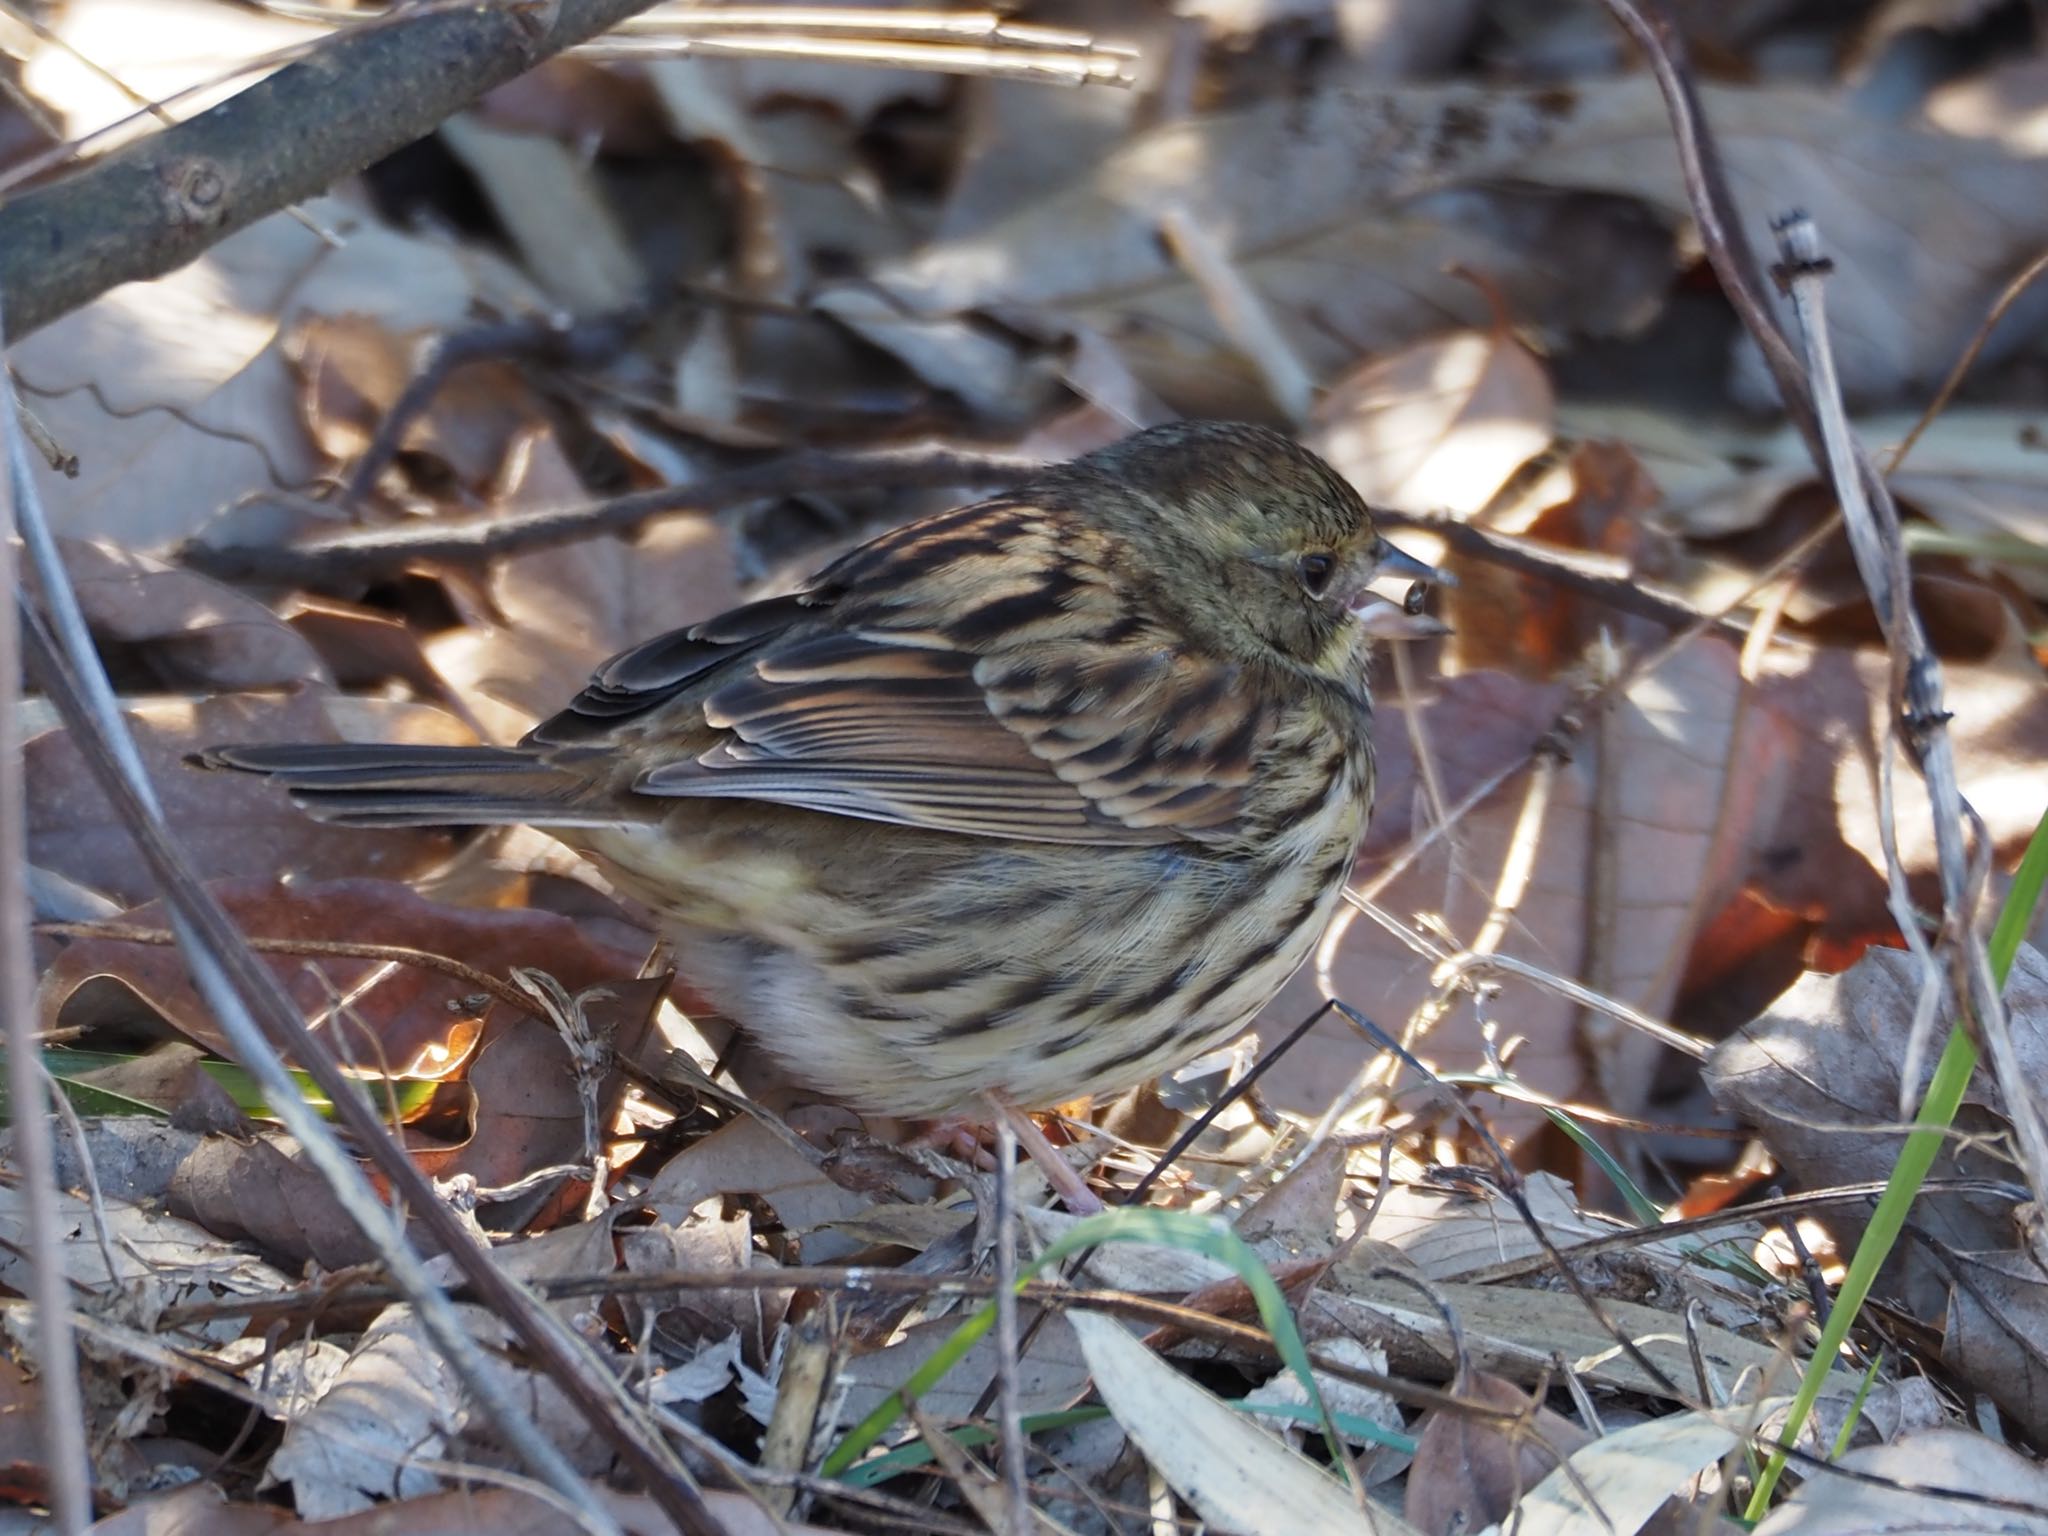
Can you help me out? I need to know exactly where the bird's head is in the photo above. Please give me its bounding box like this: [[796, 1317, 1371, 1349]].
[[1061, 421, 1445, 679]]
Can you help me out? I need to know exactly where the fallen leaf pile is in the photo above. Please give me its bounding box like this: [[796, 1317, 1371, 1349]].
[[5, 2, 2048, 1533]]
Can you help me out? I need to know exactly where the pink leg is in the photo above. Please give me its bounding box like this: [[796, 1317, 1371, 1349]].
[[985, 1093, 1103, 1215]]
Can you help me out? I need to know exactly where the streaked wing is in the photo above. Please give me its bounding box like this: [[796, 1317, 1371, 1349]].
[[543, 500, 1279, 846]]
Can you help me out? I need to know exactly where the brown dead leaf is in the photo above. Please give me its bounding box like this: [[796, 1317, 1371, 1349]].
[[60, 537, 330, 693], [25, 689, 473, 907], [66, 1042, 244, 1135], [1259, 635, 1786, 1138], [441, 430, 745, 721], [1941, 1245, 2048, 1443], [0, 1354, 48, 1509], [1706, 943, 2048, 1317], [1405, 1371, 1592, 1536], [289, 313, 539, 492], [169, 1133, 382, 1271], [38, 877, 649, 1079], [1751, 620, 2048, 940]]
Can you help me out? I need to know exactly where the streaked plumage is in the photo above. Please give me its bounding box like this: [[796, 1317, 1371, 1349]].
[[205, 423, 1421, 1116]]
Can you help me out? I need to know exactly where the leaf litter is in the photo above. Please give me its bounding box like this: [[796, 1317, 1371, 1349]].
[[4, 2, 2048, 1532]]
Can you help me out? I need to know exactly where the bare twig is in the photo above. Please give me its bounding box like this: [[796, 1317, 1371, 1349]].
[[0, 0, 668, 340], [1597, 0, 1819, 456], [1887, 246, 2048, 474], [7, 351, 724, 1536], [339, 311, 642, 504], [1159, 205, 1316, 424], [183, 445, 1046, 584], [254, 2, 1141, 84], [1773, 213, 2048, 1237], [1377, 507, 1743, 635], [0, 334, 90, 1536], [990, 1119, 1032, 1536]]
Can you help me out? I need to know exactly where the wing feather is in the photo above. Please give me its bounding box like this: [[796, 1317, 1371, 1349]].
[[532, 501, 1280, 846]]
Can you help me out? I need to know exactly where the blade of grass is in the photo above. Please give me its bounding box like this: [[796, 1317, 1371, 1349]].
[[820, 1207, 1350, 1481], [843, 1400, 1418, 1489], [1744, 803, 2048, 1517], [12, 1048, 443, 1125]]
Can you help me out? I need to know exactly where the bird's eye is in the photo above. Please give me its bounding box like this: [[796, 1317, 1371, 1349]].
[[1297, 553, 1337, 597]]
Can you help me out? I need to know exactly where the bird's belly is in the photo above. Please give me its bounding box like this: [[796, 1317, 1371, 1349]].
[[578, 816, 1361, 1119]]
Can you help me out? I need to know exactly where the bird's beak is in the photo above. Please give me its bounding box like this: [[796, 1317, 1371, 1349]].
[[1345, 534, 1453, 639], [1370, 535, 1450, 588]]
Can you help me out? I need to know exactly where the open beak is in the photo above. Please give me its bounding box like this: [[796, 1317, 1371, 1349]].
[[1370, 535, 1450, 588], [1346, 535, 1453, 640]]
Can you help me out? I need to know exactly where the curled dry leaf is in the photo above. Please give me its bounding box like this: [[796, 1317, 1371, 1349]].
[[1404, 1370, 1591, 1536], [1940, 1244, 2048, 1443], [169, 1134, 386, 1272], [37, 876, 650, 1081], [58, 536, 330, 693], [290, 313, 541, 494], [1258, 634, 1785, 1136], [13, 199, 527, 555], [1706, 944, 2048, 1317]]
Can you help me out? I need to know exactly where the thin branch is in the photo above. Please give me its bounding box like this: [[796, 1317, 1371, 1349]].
[[1773, 213, 2048, 1233], [0, 0, 668, 340], [0, 327, 91, 1536], [990, 1121, 1032, 1536], [1597, 0, 1819, 455], [182, 445, 1046, 585], [1886, 245, 2048, 474], [7, 363, 724, 1536], [1376, 508, 1745, 635], [340, 310, 643, 505]]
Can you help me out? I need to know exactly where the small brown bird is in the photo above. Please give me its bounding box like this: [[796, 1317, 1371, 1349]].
[[207, 423, 1434, 1131]]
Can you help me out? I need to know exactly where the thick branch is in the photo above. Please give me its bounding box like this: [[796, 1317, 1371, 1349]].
[[0, 0, 664, 340]]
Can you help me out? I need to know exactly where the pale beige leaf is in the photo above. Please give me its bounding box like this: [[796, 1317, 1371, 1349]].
[[1753, 1428, 2048, 1535], [1309, 328, 1554, 518], [1479, 1409, 1740, 1536], [440, 114, 646, 316], [1258, 637, 1782, 1135], [1068, 1308, 1420, 1536], [13, 202, 508, 553], [25, 690, 476, 906]]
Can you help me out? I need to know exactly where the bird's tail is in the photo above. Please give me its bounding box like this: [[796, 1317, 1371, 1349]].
[[194, 742, 626, 830]]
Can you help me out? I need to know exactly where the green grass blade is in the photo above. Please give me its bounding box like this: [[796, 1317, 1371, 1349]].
[[820, 1206, 1351, 1481], [1744, 802, 2048, 1518]]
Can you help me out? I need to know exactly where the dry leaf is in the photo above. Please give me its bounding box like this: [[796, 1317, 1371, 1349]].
[[59, 537, 330, 693], [1069, 1308, 1425, 1536], [1258, 636, 1783, 1136], [1308, 327, 1555, 519], [1707, 944, 2048, 1317], [1752, 1427, 2048, 1535]]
